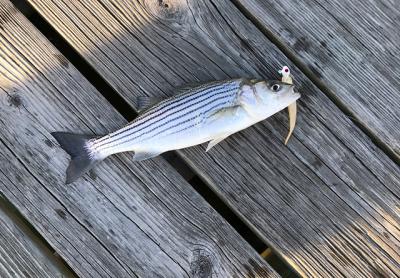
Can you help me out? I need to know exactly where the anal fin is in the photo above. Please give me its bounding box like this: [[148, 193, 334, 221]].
[[132, 150, 161, 161], [206, 134, 231, 152]]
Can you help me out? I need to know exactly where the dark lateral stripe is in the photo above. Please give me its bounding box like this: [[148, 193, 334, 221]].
[[96, 82, 237, 146], [102, 90, 235, 146], [141, 100, 233, 141], [96, 96, 233, 152], [94, 80, 242, 146], [93, 86, 233, 149], [94, 83, 239, 148]]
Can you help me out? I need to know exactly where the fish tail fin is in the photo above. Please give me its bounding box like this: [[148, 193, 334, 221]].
[[51, 132, 102, 184]]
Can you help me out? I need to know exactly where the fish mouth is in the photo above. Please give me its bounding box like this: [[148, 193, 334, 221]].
[[289, 86, 301, 100]]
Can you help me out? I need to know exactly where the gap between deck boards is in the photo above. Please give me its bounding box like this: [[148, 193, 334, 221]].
[[230, 0, 400, 166], [0, 193, 77, 277], [9, 0, 298, 277]]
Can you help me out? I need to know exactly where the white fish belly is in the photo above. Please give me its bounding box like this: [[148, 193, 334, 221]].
[[91, 79, 247, 157], [140, 128, 212, 153], [138, 107, 253, 153]]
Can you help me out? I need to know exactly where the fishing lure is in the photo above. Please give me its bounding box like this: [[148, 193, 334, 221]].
[[278, 66, 297, 144]]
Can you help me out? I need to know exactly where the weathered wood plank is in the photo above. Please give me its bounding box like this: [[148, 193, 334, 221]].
[[0, 197, 74, 278], [0, 1, 279, 277], [233, 0, 400, 160], [26, 0, 400, 276]]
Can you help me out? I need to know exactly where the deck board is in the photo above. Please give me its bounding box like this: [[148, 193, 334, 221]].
[[24, 0, 400, 276], [0, 1, 279, 277], [233, 0, 400, 161], [0, 198, 74, 278]]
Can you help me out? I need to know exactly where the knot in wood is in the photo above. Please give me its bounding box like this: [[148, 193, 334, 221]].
[[7, 93, 23, 108], [190, 247, 215, 278], [145, 0, 189, 23]]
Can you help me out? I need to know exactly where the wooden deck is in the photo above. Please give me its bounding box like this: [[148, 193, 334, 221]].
[[0, 0, 399, 277]]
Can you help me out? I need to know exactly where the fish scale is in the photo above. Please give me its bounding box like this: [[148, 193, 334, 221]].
[[93, 79, 240, 147], [92, 79, 242, 153]]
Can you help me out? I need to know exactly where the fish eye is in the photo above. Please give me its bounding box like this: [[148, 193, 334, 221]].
[[272, 84, 281, 92]]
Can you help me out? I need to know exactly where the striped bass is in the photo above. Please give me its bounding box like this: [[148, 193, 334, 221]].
[[52, 78, 300, 184]]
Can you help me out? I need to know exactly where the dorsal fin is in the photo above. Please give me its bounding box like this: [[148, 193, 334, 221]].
[[135, 81, 226, 113], [135, 96, 163, 113], [174, 82, 202, 93], [134, 83, 201, 113]]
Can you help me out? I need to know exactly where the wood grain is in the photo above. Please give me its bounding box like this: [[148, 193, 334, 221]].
[[233, 0, 400, 160], [0, 198, 74, 278], [26, 0, 400, 276], [0, 1, 279, 277]]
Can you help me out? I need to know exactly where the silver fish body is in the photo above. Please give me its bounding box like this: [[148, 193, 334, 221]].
[[52, 78, 300, 183]]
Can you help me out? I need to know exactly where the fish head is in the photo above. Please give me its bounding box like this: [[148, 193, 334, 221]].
[[240, 80, 300, 119], [256, 80, 300, 103]]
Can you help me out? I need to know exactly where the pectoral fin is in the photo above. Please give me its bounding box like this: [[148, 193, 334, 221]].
[[204, 106, 242, 151], [207, 105, 241, 122], [206, 134, 231, 152], [284, 102, 297, 145]]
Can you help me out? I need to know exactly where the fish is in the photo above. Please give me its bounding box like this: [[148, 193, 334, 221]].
[[52, 78, 300, 184]]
